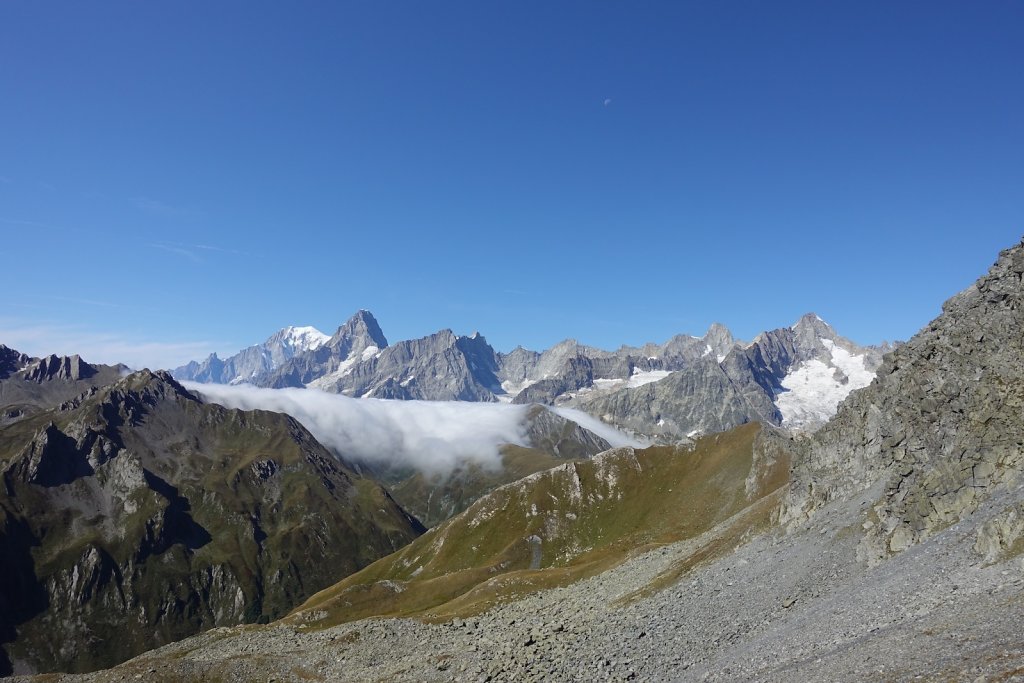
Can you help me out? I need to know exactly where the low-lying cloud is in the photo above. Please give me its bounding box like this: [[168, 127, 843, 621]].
[[550, 407, 647, 449], [186, 382, 532, 473], [184, 383, 642, 475]]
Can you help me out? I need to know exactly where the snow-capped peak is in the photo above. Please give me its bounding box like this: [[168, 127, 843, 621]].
[[281, 326, 330, 352]]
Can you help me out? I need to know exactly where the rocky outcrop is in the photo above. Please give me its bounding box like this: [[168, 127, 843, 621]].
[[783, 239, 1024, 563], [22, 354, 95, 383], [306, 328, 503, 401], [0, 346, 31, 379], [0, 348, 126, 428], [0, 370, 423, 675]]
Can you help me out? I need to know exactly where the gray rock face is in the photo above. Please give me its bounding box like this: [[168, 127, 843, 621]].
[[0, 345, 31, 379], [499, 326, 741, 405], [578, 357, 774, 438], [575, 314, 888, 439], [306, 329, 502, 401], [496, 346, 541, 386], [23, 354, 96, 382], [512, 355, 595, 405], [783, 238, 1024, 563], [264, 310, 389, 388]]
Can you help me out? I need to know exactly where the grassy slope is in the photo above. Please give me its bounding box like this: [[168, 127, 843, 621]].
[[381, 404, 612, 527], [387, 444, 576, 527], [291, 422, 790, 627]]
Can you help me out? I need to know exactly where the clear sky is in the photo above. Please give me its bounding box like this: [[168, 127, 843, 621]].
[[1, 1, 1022, 369]]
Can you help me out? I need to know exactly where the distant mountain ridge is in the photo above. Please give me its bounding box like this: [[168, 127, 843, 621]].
[[577, 313, 891, 438], [172, 323, 334, 385], [172, 311, 890, 436]]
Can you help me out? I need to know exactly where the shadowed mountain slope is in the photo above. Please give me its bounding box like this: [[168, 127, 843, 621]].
[[0, 370, 423, 675]]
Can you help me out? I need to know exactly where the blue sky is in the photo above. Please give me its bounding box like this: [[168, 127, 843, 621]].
[[1, 1, 1021, 369]]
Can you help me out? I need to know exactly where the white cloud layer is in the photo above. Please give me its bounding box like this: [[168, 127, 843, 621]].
[[184, 383, 643, 475], [550, 406, 648, 449], [186, 382, 533, 473]]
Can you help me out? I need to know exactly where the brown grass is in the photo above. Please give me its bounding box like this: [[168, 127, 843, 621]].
[[289, 423, 794, 627]]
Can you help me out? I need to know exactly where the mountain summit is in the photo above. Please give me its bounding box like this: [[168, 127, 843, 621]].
[[172, 322, 331, 385], [264, 310, 390, 389]]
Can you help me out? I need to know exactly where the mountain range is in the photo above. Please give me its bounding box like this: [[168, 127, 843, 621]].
[[173, 311, 892, 437], [6, 237, 1023, 680]]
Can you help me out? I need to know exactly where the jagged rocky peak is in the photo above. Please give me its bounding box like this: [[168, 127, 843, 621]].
[[783, 237, 1024, 561], [298, 322, 503, 400], [702, 322, 738, 359], [0, 344, 31, 378], [113, 367, 193, 397], [787, 312, 844, 357], [703, 321, 734, 343], [328, 309, 388, 354], [791, 311, 836, 338], [23, 353, 96, 382]]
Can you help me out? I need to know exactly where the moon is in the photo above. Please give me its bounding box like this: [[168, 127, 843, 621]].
[[603, 98, 612, 107]]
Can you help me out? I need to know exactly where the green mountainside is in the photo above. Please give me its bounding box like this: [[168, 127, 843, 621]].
[[374, 405, 613, 527], [291, 422, 789, 627]]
